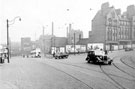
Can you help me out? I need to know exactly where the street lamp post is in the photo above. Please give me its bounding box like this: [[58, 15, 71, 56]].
[[74, 32, 75, 55], [50, 22, 54, 54], [7, 16, 21, 63], [7, 19, 9, 63]]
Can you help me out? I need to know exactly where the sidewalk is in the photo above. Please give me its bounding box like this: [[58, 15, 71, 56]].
[[108, 49, 135, 59], [43, 54, 53, 59]]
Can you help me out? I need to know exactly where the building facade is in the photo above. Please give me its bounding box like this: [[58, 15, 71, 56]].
[[38, 35, 68, 54], [21, 37, 32, 55], [67, 24, 83, 45], [38, 35, 52, 54], [91, 2, 135, 51]]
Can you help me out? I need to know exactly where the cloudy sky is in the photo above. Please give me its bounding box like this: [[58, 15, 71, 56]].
[[0, 0, 135, 44]]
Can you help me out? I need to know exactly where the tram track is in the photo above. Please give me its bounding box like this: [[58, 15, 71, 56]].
[[99, 65, 126, 89], [46, 58, 135, 89], [120, 57, 135, 70], [67, 55, 134, 89], [53, 58, 134, 81], [37, 58, 125, 89], [38, 54, 134, 89], [99, 55, 135, 89], [37, 60, 94, 89], [130, 58, 135, 64], [113, 63, 135, 78], [100, 55, 127, 89], [113, 59, 135, 78], [56, 63, 124, 89]]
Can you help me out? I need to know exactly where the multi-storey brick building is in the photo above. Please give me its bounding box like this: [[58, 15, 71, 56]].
[[91, 2, 135, 51]]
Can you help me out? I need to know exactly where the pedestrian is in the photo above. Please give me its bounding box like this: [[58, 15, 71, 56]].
[[78, 50, 80, 55], [53, 52, 55, 57], [104, 50, 108, 61]]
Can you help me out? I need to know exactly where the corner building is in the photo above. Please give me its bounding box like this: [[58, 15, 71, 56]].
[[92, 2, 135, 51]]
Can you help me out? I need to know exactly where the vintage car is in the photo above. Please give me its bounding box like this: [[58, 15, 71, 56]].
[[54, 52, 69, 59], [85, 50, 113, 65]]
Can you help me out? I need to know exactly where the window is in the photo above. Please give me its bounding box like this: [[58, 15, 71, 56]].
[[110, 28, 112, 41], [108, 18, 112, 26], [107, 28, 109, 40], [126, 21, 128, 25], [134, 21, 135, 25], [127, 21, 130, 25], [122, 21, 124, 25], [125, 28, 127, 36], [120, 21, 122, 25], [124, 21, 126, 25], [134, 30, 135, 38], [111, 12, 115, 18], [113, 20, 117, 26]]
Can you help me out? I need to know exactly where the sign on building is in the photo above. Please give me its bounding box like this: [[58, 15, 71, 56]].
[[87, 43, 104, 50], [66, 45, 86, 53]]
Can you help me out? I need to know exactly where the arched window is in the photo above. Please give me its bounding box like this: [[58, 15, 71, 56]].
[[108, 18, 112, 25], [110, 28, 112, 41], [107, 28, 110, 40]]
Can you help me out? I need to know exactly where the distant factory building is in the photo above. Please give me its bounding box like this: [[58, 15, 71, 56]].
[[67, 24, 83, 45]]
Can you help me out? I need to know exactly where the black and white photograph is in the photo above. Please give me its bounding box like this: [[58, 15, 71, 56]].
[[0, 0, 135, 89]]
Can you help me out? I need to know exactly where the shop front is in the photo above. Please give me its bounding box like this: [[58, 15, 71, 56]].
[[119, 40, 132, 49]]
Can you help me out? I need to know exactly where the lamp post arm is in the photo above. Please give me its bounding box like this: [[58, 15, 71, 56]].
[[8, 16, 21, 25], [6, 16, 21, 63]]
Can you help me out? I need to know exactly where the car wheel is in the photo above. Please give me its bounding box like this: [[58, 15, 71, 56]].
[[108, 60, 112, 65], [87, 59, 91, 63], [86, 58, 88, 61]]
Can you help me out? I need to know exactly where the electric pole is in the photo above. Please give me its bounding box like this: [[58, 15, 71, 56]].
[[6, 16, 21, 63], [7, 19, 10, 63], [43, 26, 45, 57], [74, 32, 75, 55], [51, 22, 54, 54]]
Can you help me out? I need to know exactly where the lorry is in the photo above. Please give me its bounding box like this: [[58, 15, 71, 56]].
[[54, 52, 69, 59]]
